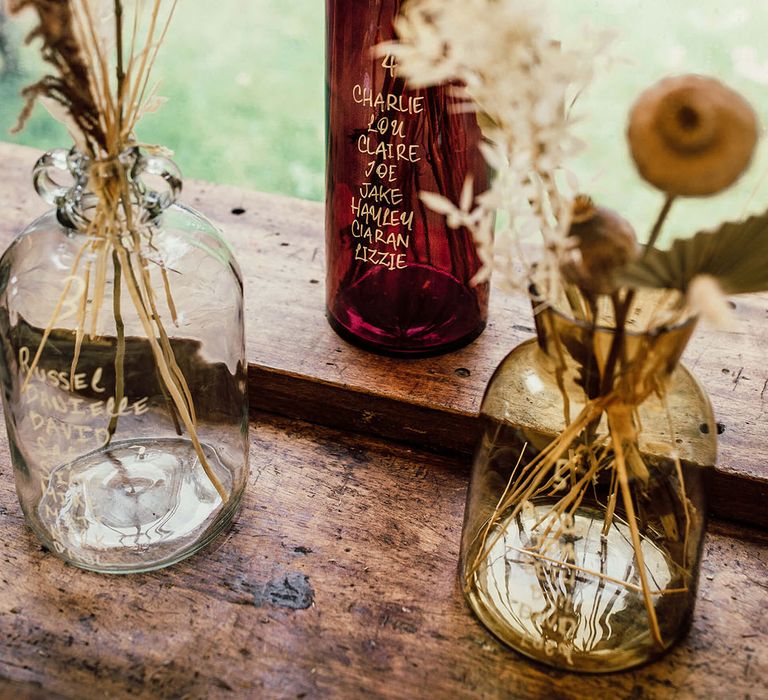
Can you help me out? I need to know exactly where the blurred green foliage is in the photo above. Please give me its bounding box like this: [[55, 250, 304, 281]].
[[1, 0, 766, 247], [0, 0, 325, 200]]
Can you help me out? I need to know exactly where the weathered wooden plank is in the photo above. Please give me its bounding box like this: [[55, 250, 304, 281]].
[[1, 412, 766, 699], [0, 141, 766, 528]]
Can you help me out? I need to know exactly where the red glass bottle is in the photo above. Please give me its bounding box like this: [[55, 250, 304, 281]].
[[325, 0, 490, 357]]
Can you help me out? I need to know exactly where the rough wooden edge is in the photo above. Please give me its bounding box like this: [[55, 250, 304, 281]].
[[248, 367, 478, 455], [248, 366, 768, 529]]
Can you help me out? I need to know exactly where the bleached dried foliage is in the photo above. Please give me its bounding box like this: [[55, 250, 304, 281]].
[[381, 0, 613, 297]]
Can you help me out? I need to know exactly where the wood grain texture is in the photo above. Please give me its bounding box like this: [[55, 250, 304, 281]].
[[1, 411, 766, 699], [0, 140, 766, 531]]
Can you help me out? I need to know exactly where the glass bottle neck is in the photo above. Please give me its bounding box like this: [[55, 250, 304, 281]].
[[33, 146, 182, 232], [533, 294, 697, 404]]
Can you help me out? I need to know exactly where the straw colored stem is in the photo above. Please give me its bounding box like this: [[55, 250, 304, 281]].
[[155, 362, 184, 436], [89, 241, 109, 339], [466, 443, 528, 584], [602, 466, 619, 537], [21, 242, 89, 394], [114, 172, 225, 500], [106, 248, 125, 441], [663, 394, 692, 568], [644, 195, 676, 254], [467, 403, 601, 582], [161, 266, 179, 326], [115, 242, 227, 502], [69, 253, 93, 384], [544, 310, 572, 427], [127, 0, 178, 135], [135, 254, 196, 421], [73, 0, 115, 136], [610, 416, 664, 648], [503, 544, 687, 596]]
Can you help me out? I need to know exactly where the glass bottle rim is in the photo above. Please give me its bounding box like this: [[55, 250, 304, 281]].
[[33, 144, 182, 231], [529, 283, 698, 339]]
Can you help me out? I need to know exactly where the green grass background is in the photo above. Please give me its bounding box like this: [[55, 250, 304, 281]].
[[1, 0, 767, 245], [0, 0, 326, 201]]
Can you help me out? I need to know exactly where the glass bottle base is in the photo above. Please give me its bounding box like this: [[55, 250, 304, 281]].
[[33, 437, 240, 573], [463, 503, 691, 673], [327, 264, 487, 357]]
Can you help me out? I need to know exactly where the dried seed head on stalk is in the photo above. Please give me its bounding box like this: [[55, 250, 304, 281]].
[[562, 195, 640, 295], [9, 0, 179, 161], [9, 0, 108, 152], [381, 0, 612, 300], [627, 74, 759, 197]]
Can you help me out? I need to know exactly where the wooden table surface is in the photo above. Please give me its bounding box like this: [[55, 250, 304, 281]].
[[0, 142, 767, 698], [1, 413, 766, 700]]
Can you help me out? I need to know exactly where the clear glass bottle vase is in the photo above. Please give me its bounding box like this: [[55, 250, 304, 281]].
[[460, 292, 716, 672], [325, 0, 490, 356], [0, 146, 249, 573]]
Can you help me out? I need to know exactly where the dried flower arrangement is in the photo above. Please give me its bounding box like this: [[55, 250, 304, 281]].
[[385, 0, 768, 670], [7, 0, 227, 501]]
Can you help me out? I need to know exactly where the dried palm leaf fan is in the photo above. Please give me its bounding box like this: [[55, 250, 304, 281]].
[[8, 0, 227, 501]]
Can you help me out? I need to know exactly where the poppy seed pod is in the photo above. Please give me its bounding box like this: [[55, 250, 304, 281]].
[[627, 74, 758, 197], [563, 196, 640, 295]]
